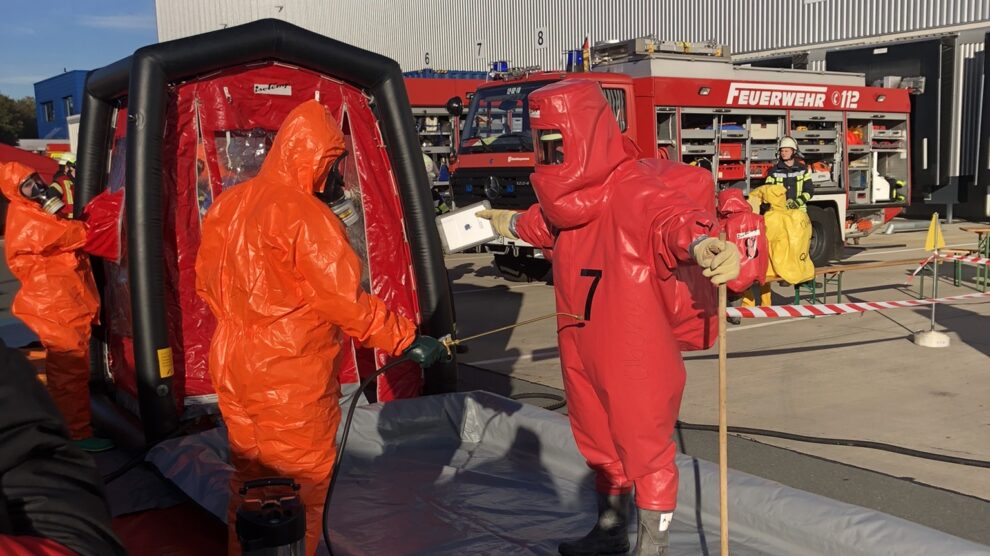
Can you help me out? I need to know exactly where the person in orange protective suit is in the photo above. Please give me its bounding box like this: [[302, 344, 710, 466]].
[[0, 163, 112, 453], [479, 80, 739, 556], [195, 100, 446, 556]]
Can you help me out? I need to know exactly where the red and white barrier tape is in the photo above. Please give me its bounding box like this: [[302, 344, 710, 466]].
[[905, 253, 990, 285], [905, 254, 937, 284], [940, 253, 990, 266], [727, 291, 990, 319]]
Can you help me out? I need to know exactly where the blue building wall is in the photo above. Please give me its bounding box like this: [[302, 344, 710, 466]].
[[33, 71, 88, 140]]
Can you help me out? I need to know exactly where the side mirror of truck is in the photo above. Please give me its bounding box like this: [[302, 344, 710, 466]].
[[445, 96, 464, 116], [446, 96, 464, 162]]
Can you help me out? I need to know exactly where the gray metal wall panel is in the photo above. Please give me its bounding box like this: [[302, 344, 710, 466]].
[[156, 1, 990, 71], [151, 0, 989, 185], [959, 40, 986, 177]]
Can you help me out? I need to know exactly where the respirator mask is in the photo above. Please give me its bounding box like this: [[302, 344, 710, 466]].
[[317, 151, 360, 227], [19, 173, 65, 215]]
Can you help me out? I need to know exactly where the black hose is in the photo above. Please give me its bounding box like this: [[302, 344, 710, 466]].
[[102, 450, 151, 484], [510, 392, 566, 411], [675, 420, 990, 468], [323, 356, 410, 556]]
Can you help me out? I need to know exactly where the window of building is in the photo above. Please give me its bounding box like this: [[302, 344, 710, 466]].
[[42, 101, 55, 122], [63, 96, 74, 116]]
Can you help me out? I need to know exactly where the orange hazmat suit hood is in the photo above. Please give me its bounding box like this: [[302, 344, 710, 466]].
[[257, 99, 346, 193], [527, 80, 631, 229], [0, 162, 40, 208]]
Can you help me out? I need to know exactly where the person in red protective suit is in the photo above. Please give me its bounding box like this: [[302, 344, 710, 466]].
[[479, 80, 739, 556], [0, 163, 112, 452], [717, 188, 769, 321], [195, 100, 447, 556]]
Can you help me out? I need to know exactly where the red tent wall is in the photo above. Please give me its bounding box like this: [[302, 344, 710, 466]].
[[103, 63, 425, 411]]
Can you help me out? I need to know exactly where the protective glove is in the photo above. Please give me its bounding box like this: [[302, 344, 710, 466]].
[[403, 335, 450, 368], [476, 209, 518, 240], [691, 237, 741, 286], [786, 198, 799, 210]]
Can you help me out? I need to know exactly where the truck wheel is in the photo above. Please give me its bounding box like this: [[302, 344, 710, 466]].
[[807, 205, 839, 267], [493, 253, 551, 283]]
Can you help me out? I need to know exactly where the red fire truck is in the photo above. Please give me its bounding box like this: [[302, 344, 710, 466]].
[[450, 38, 912, 281]]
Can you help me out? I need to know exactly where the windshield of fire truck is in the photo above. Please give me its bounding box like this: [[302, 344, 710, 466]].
[[459, 81, 553, 154]]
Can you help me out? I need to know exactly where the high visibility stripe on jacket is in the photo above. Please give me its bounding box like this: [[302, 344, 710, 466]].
[[765, 159, 813, 209]]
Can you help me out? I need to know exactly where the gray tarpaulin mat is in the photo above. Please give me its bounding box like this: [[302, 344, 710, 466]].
[[0, 317, 38, 347], [148, 391, 990, 556]]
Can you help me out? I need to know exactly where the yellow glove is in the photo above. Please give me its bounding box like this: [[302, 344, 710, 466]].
[[747, 186, 764, 214], [476, 209, 518, 240], [691, 237, 741, 286]]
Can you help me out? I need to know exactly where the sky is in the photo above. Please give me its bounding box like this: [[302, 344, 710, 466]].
[[0, 0, 158, 98]]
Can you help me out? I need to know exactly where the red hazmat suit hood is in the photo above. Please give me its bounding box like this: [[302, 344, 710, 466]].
[[718, 188, 752, 216], [256, 99, 346, 193], [528, 80, 631, 229], [0, 162, 40, 208]]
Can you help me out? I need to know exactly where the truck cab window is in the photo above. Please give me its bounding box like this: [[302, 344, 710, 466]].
[[459, 81, 553, 154], [602, 88, 627, 132]]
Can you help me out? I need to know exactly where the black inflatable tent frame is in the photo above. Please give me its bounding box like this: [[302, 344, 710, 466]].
[[76, 19, 457, 444]]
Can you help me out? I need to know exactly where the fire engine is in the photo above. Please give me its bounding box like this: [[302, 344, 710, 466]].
[[449, 37, 912, 281]]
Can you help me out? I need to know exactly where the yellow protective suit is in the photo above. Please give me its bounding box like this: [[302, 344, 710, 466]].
[[0, 162, 99, 439], [748, 184, 815, 286], [195, 100, 418, 555]]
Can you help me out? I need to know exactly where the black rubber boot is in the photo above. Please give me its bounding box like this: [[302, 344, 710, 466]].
[[632, 509, 670, 556], [558, 493, 631, 556]]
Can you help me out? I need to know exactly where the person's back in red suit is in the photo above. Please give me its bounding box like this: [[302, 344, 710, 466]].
[[511, 80, 728, 555]]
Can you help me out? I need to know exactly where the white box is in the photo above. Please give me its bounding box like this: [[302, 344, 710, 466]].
[[750, 123, 779, 141], [435, 201, 499, 254], [810, 171, 832, 183]]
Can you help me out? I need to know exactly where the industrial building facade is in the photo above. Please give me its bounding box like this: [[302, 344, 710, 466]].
[[154, 0, 990, 216]]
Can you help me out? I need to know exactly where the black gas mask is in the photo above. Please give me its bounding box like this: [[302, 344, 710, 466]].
[[316, 151, 359, 227], [534, 129, 565, 166], [19, 173, 65, 215]]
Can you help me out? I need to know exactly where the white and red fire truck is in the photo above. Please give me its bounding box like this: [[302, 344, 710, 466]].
[[450, 37, 912, 281]]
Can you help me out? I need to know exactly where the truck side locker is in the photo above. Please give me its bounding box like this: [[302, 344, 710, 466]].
[[847, 111, 910, 206], [655, 106, 677, 161], [791, 109, 844, 193]]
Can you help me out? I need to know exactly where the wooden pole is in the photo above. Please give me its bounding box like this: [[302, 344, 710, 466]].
[[717, 231, 730, 556]]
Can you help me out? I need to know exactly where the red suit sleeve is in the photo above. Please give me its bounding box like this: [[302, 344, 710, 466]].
[[651, 209, 717, 280], [514, 203, 555, 247], [81, 189, 124, 261], [514, 204, 557, 261]]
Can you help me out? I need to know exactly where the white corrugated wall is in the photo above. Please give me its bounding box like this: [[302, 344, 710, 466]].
[[155, 0, 990, 73], [154, 0, 989, 183]]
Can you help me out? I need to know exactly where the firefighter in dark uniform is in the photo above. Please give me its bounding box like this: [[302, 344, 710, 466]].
[[765, 136, 813, 210]]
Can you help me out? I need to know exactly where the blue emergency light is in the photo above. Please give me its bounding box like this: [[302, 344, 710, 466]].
[[565, 50, 583, 72], [492, 60, 509, 73]]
